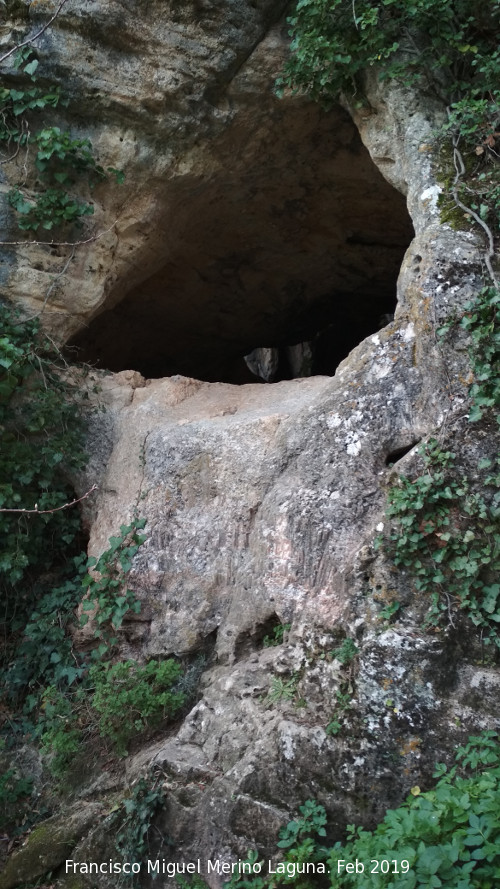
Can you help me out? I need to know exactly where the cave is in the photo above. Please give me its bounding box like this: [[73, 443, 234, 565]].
[[70, 100, 414, 383]]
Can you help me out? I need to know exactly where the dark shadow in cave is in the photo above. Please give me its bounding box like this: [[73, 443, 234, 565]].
[[69, 100, 414, 383]]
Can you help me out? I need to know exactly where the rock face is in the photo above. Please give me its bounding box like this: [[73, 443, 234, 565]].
[[1, 2, 498, 888], [1, 0, 412, 380]]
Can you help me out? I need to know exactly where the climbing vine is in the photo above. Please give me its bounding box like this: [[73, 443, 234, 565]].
[[281, 0, 500, 640], [1, 43, 123, 233], [281, 0, 499, 279], [377, 439, 500, 645], [375, 283, 500, 642], [0, 305, 177, 781], [0, 303, 86, 639], [457, 286, 500, 424]]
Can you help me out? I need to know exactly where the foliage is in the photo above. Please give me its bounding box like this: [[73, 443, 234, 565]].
[[331, 638, 358, 665], [112, 777, 166, 884], [0, 303, 86, 645], [263, 623, 291, 647], [326, 689, 353, 736], [89, 658, 185, 756], [379, 600, 401, 622], [231, 733, 500, 889], [80, 519, 146, 654], [0, 311, 154, 770], [272, 800, 329, 889], [328, 731, 500, 888], [0, 767, 33, 831], [280, 0, 500, 111], [266, 675, 299, 705], [8, 183, 95, 231], [277, 800, 327, 850], [326, 639, 357, 735], [459, 286, 500, 424], [280, 1, 500, 243], [378, 439, 500, 645], [228, 802, 328, 889], [1, 47, 123, 231], [2, 557, 87, 704], [35, 655, 187, 772], [38, 685, 82, 777], [3, 517, 148, 725]]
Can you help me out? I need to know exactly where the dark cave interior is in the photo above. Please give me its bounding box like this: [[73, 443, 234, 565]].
[[69, 102, 414, 383]]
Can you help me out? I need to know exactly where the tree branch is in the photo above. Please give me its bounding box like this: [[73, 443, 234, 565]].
[[0, 0, 70, 66], [0, 484, 98, 514], [0, 218, 120, 248], [449, 120, 498, 288]]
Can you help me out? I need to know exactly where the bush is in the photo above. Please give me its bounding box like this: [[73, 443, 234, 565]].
[[38, 685, 82, 777], [0, 766, 33, 831], [328, 732, 500, 888], [89, 659, 185, 755], [229, 733, 500, 889]]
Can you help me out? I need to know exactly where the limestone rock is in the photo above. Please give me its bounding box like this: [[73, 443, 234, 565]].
[[0, 803, 103, 889], [1, 0, 498, 884]]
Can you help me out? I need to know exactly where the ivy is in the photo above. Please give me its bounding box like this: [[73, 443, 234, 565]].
[[280, 0, 500, 113], [2, 557, 87, 703], [376, 285, 500, 644], [1, 47, 123, 231], [280, 1, 500, 255], [111, 776, 167, 885], [0, 766, 33, 832], [80, 518, 146, 654], [38, 685, 83, 777], [0, 303, 86, 643], [229, 733, 500, 889], [377, 439, 500, 645], [458, 286, 500, 423]]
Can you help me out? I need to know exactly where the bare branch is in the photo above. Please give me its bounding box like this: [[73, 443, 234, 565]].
[[0, 218, 120, 248], [39, 245, 76, 314], [352, 0, 359, 31], [449, 117, 498, 288], [452, 151, 498, 287], [0, 0, 70, 66], [0, 484, 98, 515]]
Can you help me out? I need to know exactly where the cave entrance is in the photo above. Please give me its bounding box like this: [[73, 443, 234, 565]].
[[70, 100, 414, 383]]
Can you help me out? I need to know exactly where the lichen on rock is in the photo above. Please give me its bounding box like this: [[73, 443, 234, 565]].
[[1, 0, 498, 885]]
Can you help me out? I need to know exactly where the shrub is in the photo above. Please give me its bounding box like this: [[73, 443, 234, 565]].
[[38, 685, 82, 777], [229, 733, 500, 889], [89, 659, 185, 755], [328, 732, 500, 888], [0, 766, 33, 831]]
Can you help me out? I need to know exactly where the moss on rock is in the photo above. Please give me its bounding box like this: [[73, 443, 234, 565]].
[[0, 803, 103, 889]]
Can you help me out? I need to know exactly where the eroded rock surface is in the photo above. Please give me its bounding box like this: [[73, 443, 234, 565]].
[[2, 1, 412, 381], [1, 2, 498, 888]]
